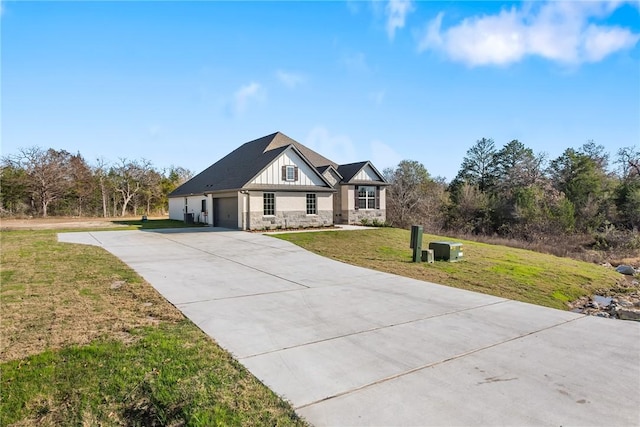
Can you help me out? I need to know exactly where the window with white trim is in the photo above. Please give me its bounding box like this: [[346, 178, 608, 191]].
[[306, 194, 317, 215], [358, 186, 376, 209], [263, 193, 275, 216]]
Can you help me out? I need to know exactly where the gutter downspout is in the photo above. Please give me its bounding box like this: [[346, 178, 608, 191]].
[[240, 190, 249, 231]]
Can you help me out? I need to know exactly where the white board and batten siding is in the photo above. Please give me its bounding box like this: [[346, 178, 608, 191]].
[[250, 148, 326, 187], [354, 164, 381, 182]]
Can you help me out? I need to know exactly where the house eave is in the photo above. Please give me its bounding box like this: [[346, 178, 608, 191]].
[[342, 180, 390, 186], [243, 184, 336, 193], [170, 188, 244, 198]]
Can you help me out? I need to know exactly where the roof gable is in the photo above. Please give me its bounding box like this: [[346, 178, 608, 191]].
[[317, 164, 342, 187], [169, 132, 335, 197], [248, 145, 333, 187], [266, 133, 338, 168], [338, 161, 387, 184]]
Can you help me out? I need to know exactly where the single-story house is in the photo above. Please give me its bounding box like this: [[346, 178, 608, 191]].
[[168, 132, 388, 230]]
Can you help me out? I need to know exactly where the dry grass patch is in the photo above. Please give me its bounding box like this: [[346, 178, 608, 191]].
[[1, 230, 183, 362]]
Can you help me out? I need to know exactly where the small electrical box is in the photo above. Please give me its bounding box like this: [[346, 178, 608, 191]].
[[421, 249, 434, 263]]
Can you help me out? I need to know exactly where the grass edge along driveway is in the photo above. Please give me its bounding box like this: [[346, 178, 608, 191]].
[[275, 227, 626, 311], [1, 228, 305, 426]]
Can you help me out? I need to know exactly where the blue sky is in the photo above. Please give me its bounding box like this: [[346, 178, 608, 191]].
[[2, 1, 639, 180]]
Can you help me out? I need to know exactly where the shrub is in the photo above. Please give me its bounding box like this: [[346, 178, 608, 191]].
[[592, 224, 640, 251]]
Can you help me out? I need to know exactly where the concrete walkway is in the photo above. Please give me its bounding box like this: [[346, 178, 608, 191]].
[[59, 228, 640, 426]]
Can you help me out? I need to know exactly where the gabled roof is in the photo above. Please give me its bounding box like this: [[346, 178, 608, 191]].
[[169, 132, 336, 197], [317, 164, 343, 180], [246, 143, 335, 189], [337, 161, 388, 184], [266, 133, 338, 169]]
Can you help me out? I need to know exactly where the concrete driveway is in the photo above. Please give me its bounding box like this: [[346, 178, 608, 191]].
[[59, 228, 640, 426]]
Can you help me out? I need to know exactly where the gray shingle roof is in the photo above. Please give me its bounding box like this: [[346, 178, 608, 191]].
[[169, 132, 337, 197], [316, 164, 343, 179], [266, 133, 338, 169], [337, 162, 368, 183]]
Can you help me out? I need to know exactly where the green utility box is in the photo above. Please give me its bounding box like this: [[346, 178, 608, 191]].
[[428, 241, 464, 262], [409, 225, 423, 263]]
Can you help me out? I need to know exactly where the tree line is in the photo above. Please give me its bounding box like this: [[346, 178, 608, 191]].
[[384, 139, 639, 244], [0, 147, 193, 217], [2, 140, 639, 246]]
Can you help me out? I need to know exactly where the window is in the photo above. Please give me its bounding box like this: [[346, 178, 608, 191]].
[[306, 194, 317, 215], [357, 186, 376, 210], [282, 165, 298, 182], [263, 193, 275, 216]]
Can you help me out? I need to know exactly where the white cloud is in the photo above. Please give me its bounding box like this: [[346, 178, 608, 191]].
[[582, 24, 639, 62], [369, 140, 402, 171], [275, 70, 306, 89], [417, 1, 640, 66], [232, 82, 264, 115], [386, 0, 414, 40], [304, 126, 357, 165], [417, 11, 444, 53], [369, 90, 385, 106]]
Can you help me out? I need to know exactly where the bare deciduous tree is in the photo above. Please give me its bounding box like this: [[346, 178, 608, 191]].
[[384, 160, 432, 228], [94, 158, 111, 218], [112, 158, 153, 216], [9, 147, 75, 217], [617, 146, 640, 180]]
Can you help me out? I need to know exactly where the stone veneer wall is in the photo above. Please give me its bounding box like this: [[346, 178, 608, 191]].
[[343, 209, 386, 225], [249, 210, 333, 230]]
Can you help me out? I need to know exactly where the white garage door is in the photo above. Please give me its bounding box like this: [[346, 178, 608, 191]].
[[213, 197, 238, 229]]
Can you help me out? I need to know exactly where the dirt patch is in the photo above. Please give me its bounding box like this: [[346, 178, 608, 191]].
[[0, 216, 167, 231]]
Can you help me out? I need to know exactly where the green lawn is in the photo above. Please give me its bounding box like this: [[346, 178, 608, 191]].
[[275, 228, 625, 310], [1, 224, 625, 425], [0, 229, 304, 426]]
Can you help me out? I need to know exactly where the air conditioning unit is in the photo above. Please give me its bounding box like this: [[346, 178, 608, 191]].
[[428, 241, 464, 262]]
